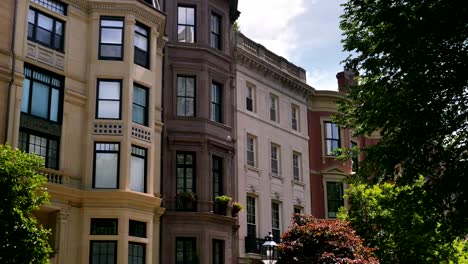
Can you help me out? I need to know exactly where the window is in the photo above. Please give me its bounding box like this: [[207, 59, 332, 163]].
[[90, 218, 118, 235], [130, 146, 147, 193], [212, 156, 223, 198], [177, 6, 195, 43], [211, 82, 222, 123], [19, 130, 59, 169], [270, 144, 280, 175], [247, 196, 256, 237], [99, 17, 124, 60], [246, 135, 256, 167], [293, 152, 301, 181], [246, 86, 254, 112], [326, 182, 344, 218], [210, 13, 221, 50], [27, 8, 64, 51], [21, 65, 63, 123], [176, 237, 196, 264], [128, 243, 145, 264], [177, 76, 196, 117], [90, 241, 117, 264], [129, 220, 146, 238], [351, 140, 358, 173], [96, 80, 121, 119], [270, 94, 278, 122], [271, 202, 281, 242], [134, 22, 149, 68], [291, 104, 299, 131], [32, 0, 67, 15], [293, 206, 303, 214], [133, 84, 148, 125], [212, 239, 224, 264], [93, 143, 120, 189], [324, 121, 341, 156], [176, 152, 196, 193]]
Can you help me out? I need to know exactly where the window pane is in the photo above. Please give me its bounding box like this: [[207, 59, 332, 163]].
[[99, 81, 120, 99], [130, 156, 145, 192], [100, 45, 121, 58], [186, 8, 195, 25], [21, 79, 31, 113], [28, 9, 35, 23], [133, 87, 147, 106], [101, 28, 122, 44], [55, 22, 63, 35], [178, 7, 187, 24], [101, 20, 123, 27], [134, 34, 147, 51], [185, 98, 194, 116], [38, 14, 53, 30], [186, 78, 195, 97], [98, 101, 120, 119], [31, 82, 50, 118], [95, 153, 118, 188], [177, 98, 186, 116], [132, 105, 145, 125], [135, 25, 147, 36], [36, 27, 52, 44], [50, 88, 59, 122]]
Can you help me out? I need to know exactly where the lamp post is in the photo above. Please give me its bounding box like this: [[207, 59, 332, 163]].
[[261, 232, 278, 264]]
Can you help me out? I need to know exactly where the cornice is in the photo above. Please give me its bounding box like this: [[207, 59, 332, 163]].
[[66, 0, 166, 31], [236, 48, 315, 98]]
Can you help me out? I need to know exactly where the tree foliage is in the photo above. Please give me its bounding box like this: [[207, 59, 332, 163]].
[[278, 214, 378, 263], [338, 0, 468, 246], [0, 145, 51, 263], [339, 178, 468, 263]]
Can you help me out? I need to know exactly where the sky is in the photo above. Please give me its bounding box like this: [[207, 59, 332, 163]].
[[237, 0, 347, 91]]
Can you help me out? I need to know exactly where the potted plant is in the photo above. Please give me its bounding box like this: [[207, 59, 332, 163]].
[[176, 191, 196, 211], [231, 201, 244, 217], [214, 195, 232, 215]]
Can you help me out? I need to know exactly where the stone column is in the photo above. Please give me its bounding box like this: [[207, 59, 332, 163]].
[[55, 208, 70, 264]]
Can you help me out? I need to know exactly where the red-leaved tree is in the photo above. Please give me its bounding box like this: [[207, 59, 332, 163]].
[[278, 215, 379, 264]]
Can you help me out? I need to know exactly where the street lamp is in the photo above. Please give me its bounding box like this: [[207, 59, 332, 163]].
[[261, 232, 278, 264]]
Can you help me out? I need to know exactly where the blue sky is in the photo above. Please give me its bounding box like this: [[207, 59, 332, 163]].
[[238, 0, 347, 91]]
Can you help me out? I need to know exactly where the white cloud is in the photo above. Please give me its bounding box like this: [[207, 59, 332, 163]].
[[238, 0, 308, 59], [307, 68, 339, 91]]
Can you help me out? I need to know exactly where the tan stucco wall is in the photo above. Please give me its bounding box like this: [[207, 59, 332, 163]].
[[0, 0, 166, 263]]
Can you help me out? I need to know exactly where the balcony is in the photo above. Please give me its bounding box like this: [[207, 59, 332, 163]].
[[175, 193, 198, 212], [41, 168, 80, 188], [245, 236, 264, 254]]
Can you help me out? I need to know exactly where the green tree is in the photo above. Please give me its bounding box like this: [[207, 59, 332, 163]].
[[338, 178, 466, 263], [338, 0, 468, 251], [278, 214, 379, 263], [0, 145, 51, 263]]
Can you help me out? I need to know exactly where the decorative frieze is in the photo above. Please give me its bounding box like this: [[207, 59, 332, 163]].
[[93, 123, 123, 135], [131, 125, 151, 142], [26, 41, 65, 71]]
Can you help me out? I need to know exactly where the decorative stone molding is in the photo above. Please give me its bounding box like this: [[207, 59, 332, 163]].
[[26, 41, 65, 71], [93, 122, 123, 135], [131, 125, 151, 142], [66, 0, 165, 32], [236, 33, 315, 97]]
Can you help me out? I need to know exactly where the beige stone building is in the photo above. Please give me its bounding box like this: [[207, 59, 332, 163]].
[[234, 33, 314, 263], [0, 0, 166, 263]]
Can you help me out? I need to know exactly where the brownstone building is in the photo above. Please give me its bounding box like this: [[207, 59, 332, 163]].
[[159, 0, 240, 263]]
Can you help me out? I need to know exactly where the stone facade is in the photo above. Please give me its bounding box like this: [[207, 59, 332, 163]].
[[159, 0, 240, 263], [0, 0, 166, 263], [235, 33, 314, 263]]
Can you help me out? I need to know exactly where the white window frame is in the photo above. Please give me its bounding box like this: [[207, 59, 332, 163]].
[[270, 143, 280, 175]]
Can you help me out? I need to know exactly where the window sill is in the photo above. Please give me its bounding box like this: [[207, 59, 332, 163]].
[[270, 173, 284, 183], [245, 165, 261, 173], [292, 180, 305, 186]]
